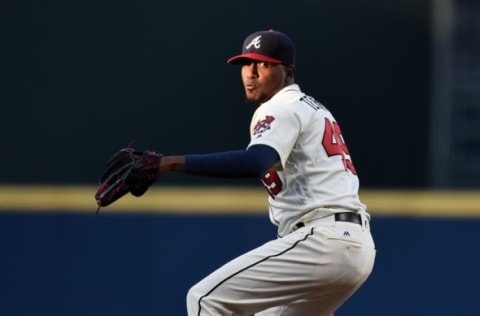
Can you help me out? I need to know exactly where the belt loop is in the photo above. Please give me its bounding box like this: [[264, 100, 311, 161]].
[[360, 213, 369, 232]]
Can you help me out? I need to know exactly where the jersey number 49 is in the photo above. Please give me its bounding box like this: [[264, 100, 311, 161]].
[[261, 117, 356, 198], [322, 117, 357, 175]]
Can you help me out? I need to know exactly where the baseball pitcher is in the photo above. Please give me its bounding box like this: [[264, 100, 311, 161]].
[[96, 29, 376, 316]]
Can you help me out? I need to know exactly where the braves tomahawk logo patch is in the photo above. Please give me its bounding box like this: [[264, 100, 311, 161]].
[[253, 115, 275, 137]]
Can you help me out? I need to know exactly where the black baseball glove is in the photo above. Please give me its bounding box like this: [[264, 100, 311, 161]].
[[94, 147, 162, 214]]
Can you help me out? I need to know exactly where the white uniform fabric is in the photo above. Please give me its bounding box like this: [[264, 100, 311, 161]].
[[247, 84, 368, 237], [186, 84, 376, 316]]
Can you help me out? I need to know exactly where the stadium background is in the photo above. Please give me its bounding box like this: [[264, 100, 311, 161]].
[[1, 0, 479, 315]]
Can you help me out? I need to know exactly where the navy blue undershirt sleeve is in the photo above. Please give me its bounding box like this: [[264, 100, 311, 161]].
[[185, 144, 279, 178]]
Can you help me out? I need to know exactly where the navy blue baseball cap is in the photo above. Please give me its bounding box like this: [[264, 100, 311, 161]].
[[227, 30, 296, 65]]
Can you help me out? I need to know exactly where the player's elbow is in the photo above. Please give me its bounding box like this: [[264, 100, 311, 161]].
[[247, 144, 280, 176]]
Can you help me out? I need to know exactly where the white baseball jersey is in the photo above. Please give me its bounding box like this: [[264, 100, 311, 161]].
[[187, 83, 375, 315], [247, 84, 368, 236]]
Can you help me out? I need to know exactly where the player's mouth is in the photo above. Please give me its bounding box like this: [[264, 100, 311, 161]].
[[245, 82, 257, 91]]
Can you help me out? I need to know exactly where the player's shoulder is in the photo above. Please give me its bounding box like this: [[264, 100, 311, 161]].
[[278, 85, 328, 110], [264, 85, 303, 109], [261, 84, 331, 118]]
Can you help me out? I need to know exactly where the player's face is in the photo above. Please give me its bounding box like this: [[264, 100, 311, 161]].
[[241, 61, 291, 105]]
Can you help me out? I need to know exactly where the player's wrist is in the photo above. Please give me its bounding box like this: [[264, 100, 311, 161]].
[[159, 155, 186, 174]]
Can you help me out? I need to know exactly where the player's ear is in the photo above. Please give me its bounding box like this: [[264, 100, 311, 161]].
[[284, 65, 295, 83]]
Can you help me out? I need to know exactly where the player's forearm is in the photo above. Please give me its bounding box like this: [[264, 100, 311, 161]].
[[158, 156, 186, 175], [157, 145, 279, 178]]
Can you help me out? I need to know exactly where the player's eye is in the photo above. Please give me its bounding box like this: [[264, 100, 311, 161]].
[[240, 61, 275, 69], [256, 62, 270, 68]]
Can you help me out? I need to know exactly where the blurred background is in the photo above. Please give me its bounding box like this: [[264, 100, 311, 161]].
[[1, 0, 479, 315]]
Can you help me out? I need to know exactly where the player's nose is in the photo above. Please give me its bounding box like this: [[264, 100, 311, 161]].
[[242, 63, 259, 78]]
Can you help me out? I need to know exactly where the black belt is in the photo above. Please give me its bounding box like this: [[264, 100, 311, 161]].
[[335, 212, 362, 225], [294, 212, 362, 230]]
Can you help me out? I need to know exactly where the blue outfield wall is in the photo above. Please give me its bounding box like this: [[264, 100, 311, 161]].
[[1, 212, 480, 316]]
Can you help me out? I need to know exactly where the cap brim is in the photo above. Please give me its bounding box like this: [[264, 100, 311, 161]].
[[227, 53, 283, 64]]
